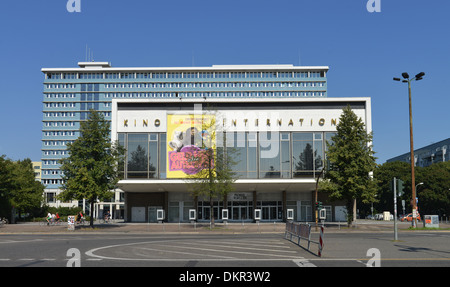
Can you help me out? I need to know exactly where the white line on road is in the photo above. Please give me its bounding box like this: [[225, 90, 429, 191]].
[[293, 259, 317, 267]]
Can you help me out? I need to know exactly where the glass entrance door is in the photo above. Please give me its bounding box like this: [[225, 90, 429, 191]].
[[232, 206, 249, 221], [259, 201, 283, 221]]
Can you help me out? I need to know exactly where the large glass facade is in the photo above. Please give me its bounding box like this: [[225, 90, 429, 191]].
[[118, 133, 161, 179], [117, 131, 334, 180]]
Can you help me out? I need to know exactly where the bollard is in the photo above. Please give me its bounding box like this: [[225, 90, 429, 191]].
[[318, 226, 324, 257]]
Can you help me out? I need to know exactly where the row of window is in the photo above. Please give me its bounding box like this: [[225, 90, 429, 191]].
[[44, 131, 76, 136], [43, 160, 60, 165], [44, 122, 76, 127], [45, 103, 77, 108], [43, 150, 68, 156], [43, 140, 74, 146], [104, 81, 326, 89], [45, 84, 76, 89], [44, 112, 76, 117], [42, 179, 63, 185], [46, 71, 326, 80], [44, 93, 76, 99], [42, 112, 111, 124], [43, 91, 326, 102], [103, 91, 326, 98]]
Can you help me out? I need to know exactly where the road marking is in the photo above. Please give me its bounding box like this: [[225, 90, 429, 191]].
[[86, 239, 304, 261], [293, 259, 316, 267], [0, 239, 43, 244], [138, 246, 236, 259], [175, 241, 298, 254], [147, 242, 300, 259]]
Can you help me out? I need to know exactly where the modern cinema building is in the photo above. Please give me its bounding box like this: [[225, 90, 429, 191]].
[[41, 62, 372, 223]]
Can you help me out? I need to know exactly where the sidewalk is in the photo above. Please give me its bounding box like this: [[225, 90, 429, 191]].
[[0, 221, 285, 234], [1, 220, 449, 234]]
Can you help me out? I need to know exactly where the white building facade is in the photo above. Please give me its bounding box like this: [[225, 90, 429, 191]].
[[111, 97, 372, 223]]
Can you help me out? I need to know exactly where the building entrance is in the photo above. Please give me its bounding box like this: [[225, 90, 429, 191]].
[[258, 201, 283, 221], [148, 206, 162, 223], [231, 202, 252, 221]]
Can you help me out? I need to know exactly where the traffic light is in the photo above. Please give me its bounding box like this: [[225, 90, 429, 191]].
[[397, 179, 404, 197], [390, 178, 405, 197], [315, 201, 323, 210]]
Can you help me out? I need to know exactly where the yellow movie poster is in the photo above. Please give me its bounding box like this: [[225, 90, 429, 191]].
[[166, 114, 215, 178]]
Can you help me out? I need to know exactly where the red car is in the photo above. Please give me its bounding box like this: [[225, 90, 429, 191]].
[[401, 213, 421, 222]]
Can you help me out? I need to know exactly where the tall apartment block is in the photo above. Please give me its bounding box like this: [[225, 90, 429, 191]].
[[41, 62, 329, 215]]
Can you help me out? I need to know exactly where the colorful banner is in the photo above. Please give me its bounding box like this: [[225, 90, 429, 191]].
[[167, 114, 215, 178]]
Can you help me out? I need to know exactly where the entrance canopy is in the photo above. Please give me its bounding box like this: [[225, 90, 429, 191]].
[[117, 179, 317, 194]]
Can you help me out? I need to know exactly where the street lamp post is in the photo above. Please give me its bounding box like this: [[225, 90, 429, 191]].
[[393, 72, 425, 228]]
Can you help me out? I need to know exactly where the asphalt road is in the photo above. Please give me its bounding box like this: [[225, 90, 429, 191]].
[[0, 230, 449, 268]]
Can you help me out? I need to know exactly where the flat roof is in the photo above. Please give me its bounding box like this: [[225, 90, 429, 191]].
[[42, 62, 329, 73]]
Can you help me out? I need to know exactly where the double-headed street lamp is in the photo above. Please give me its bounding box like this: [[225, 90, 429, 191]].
[[393, 72, 425, 228]]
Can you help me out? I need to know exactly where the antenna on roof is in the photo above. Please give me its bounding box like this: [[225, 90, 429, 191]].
[[85, 45, 95, 62], [298, 49, 301, 66]]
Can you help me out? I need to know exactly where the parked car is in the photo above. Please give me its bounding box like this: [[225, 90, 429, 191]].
[[366, 214, 375, 220], [401, 213, 421, 222]]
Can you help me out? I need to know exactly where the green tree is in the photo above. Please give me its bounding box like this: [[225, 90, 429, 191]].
[[372, 161, 410, 216], [0, 156, 45, 222], [58, 110, 125, 227], [10, 159, 45, 220], [320, 106, 378, 226], [185, 113, 239, 227], [0, 155, 15, 219], [416, 161, 450, 216]]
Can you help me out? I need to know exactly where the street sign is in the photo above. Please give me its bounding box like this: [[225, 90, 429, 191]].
[[68, 215, 75, 231], [189, 209, 196, 221], [157, 209, 165, 221], [287, 209, 294, 220], [222, 209, 229, 221], [254, 209, 261, 221], [319, 209, 326, 220]]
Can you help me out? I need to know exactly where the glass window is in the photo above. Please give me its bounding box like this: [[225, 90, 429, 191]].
[[292, 132, 324, 178], [228, 132, 247, 179], [118, 133, 126, 179], [280, 133, 291, 178], [159, 133, 166, 179], [259, 132, 280, 178], [292, 132, 314, 178], [148, 134, 158, 178], [314, 132, 324, 172], [127, 134, 148, 179]]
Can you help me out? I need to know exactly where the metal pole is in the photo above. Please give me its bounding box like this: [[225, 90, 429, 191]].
[[408, 81, 417, 228], [394, 177, 398, 240]]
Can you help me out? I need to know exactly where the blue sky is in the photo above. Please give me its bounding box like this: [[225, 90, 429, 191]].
[[0, 0, 448, 164]]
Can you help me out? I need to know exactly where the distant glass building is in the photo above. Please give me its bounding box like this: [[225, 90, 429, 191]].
[[41, 62, 359, 221], [386, 138, 450, 167]]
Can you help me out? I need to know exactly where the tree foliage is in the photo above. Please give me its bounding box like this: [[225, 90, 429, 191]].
[[320, 106, 378, 225], [0, 156, 45, 221], [416, 161, 450, 216], [185, 111, 239, 227], [373, 160, 450, 218], [58, 110, 124, 227], [371, 161, 410, 216]]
